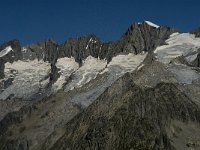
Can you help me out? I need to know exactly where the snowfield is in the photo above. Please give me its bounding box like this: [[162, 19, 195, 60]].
[[154, 32, 200, 85], [64, 56, 107, 91], [154, 33, 200, 64], [53, 57, 79, 91], [0, 60, 51, 100], [0, 51, 147, 101], [106, 53, 147, 74], [69, 53, 147, 107], [64, 53, 147, 92]]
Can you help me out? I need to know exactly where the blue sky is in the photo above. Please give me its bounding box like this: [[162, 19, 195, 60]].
[[0, 0, 200, 45]]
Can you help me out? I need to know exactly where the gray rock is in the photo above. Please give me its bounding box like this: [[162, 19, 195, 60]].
[[48, 74, 200, 150], [192, 52, 200, 67], [58, 35, 106, 65], [58, 22, 176, 64], [0, 40, 22, 79], [190, 27, 200, 37], [104, 22, 176, 62]]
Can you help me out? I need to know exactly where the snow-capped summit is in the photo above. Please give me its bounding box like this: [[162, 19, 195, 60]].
[[145, 21, 160, 28]]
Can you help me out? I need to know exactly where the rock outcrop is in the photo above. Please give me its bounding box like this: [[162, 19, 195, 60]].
[[193, 52, 200, 67], [191, 27, 200, 37], [58, 22, 176, 63], [0, 40, 22, 78]]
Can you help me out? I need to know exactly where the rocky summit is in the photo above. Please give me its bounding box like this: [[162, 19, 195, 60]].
[[0, 21, 200, 150]]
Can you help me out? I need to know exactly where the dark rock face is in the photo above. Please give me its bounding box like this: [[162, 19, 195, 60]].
[[104, 22, 176, 61], [49, 74, 200, 150], [25, 39, 58, 63], [58, 35, 105, 65], [0, 105, 32, 136], [25, 39, 60, 84], [0, 39, 22, 62], [0, 60, 5, 79], [190, 27, 200, 37], [0, 40, 22, 79], [197, 53, 200, 67], [193, 52, 200, 67], [0, 138, 29, 150], [0, 106, 32, 149], [58, 22, 176, 63]]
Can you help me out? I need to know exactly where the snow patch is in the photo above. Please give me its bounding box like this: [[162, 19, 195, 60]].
[[169, 32, 180, 37], [86, 38, 92, 49], [64, 53, 147, 92], [86, 38, 97, 49], [22, 47, 27, 52], [0, 46, 13, 57], [154, 33, 200, 64], [65, 56, 107, 91], [70, 53, 147, 107], [137, 64, 145, 70], [106, 53, 147, 74], [0, 60, 51, 100], [145, 21, 159, 28], [53, 57, 79, 91]]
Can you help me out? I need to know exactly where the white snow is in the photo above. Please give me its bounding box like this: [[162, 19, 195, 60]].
[[154, 33, 200, 64], [86, 45, 89, 50], [170, 32, 180, 37], [40, 77, 50, 87], [0, 46, 13, 57], [65, 56, 107, 91], [0, 48, 147, 100], [22, 47, 27, 52], [70, 53, 147, 107], [89, 38, 93, 42], [86, 38, 93, 49], [145, 21, 160, 28], [53, 57, 79, 91], [0, 60, 51, 100], [64, 53, 147, 92], [105, 53, 147, 75], [76, 57, 107, 86], [154, 32, 200, 84], [86, 38, 97, 49], [137, 64, 145, 70]]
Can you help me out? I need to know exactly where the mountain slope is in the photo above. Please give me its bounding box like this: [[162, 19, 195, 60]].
[[0, 21, 200, 150], [49, 73, 200, 150]]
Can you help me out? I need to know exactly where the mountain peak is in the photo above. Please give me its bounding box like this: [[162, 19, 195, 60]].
[[144, 20, 160, 28], [0, 21, 200, 150]]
